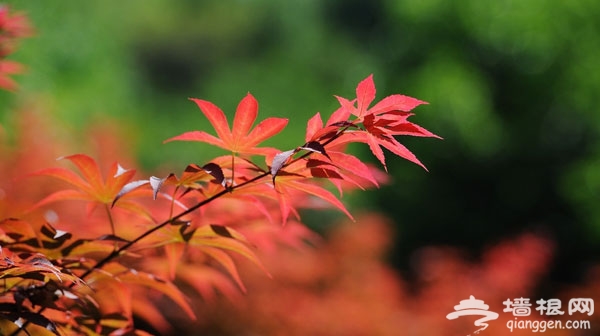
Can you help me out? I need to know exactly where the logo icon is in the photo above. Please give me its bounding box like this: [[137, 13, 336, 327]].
[[447, 296, 499, 335]]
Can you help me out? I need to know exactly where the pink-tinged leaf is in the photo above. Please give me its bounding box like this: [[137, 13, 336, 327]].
[[306, 160, 344, 180], [285, 180, 354, 221], [369, 94, 428, 115], [335, 95, 357, 117], [232, 93, 258, 145], [365, 133, 388, 170], [163, 130, 226, 149], [270, 149, 296, 180], [338, 131, 426, 170], [374, 110, 415, 124], [356, 74, 376, 117], [305, 112, 323, 142], [377, 135, 428, 171], [309, 124, 346, 144], [327, 103, 354, 125], [201, 246, 247, 293], [389, 122, 442, 139], [305, 158, 367, 191], [189, 98, 232, 145], [244, 117, 288, 148], [242, 195, 275, 224], [59, 154, 104, 192], [329, 151, 379, 187]]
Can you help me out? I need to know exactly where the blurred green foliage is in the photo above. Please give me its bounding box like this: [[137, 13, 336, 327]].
[[2, 0, 600, 284]]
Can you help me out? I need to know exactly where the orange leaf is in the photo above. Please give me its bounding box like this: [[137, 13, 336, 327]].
[[96, 263, 196, 320]]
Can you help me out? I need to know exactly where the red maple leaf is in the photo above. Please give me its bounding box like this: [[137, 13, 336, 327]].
[[29, 154, 151, 222], [335, 74, 428, 120], [0, 59, 24, 91], [164, 93, 288, 157], [335, 75, 441, 170], [304, 112, 379, 188], [265, 153, 354, 224]]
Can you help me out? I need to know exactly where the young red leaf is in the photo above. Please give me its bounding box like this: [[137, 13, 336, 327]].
[[268, 158, 355, 224], [165, 94, 288, 156], [356, 74, 376, 117], [368, 94, 428, 115], [351, 131, 427, 171]]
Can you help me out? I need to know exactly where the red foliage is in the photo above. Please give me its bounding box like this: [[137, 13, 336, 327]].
[[165, 93, 288, 156], [1, 70, 442, 335], [0, 11, 595, 333], [0, 5, 32, 91]]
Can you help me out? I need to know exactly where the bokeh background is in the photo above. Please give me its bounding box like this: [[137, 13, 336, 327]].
[[2, 0, 600, 334]]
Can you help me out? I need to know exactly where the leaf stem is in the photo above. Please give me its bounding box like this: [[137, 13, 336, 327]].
[[104, 204, 116, 236]]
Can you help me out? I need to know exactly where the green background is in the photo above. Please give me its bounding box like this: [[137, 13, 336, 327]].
[[3, 0, 600, 298]]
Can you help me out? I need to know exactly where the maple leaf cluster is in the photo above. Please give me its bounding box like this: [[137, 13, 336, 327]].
[[0, 72, 439, 335], [0, 5, 32, 91]]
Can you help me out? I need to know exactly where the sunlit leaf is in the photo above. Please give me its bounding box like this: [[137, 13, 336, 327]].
[[165, 94, 288, 156]]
